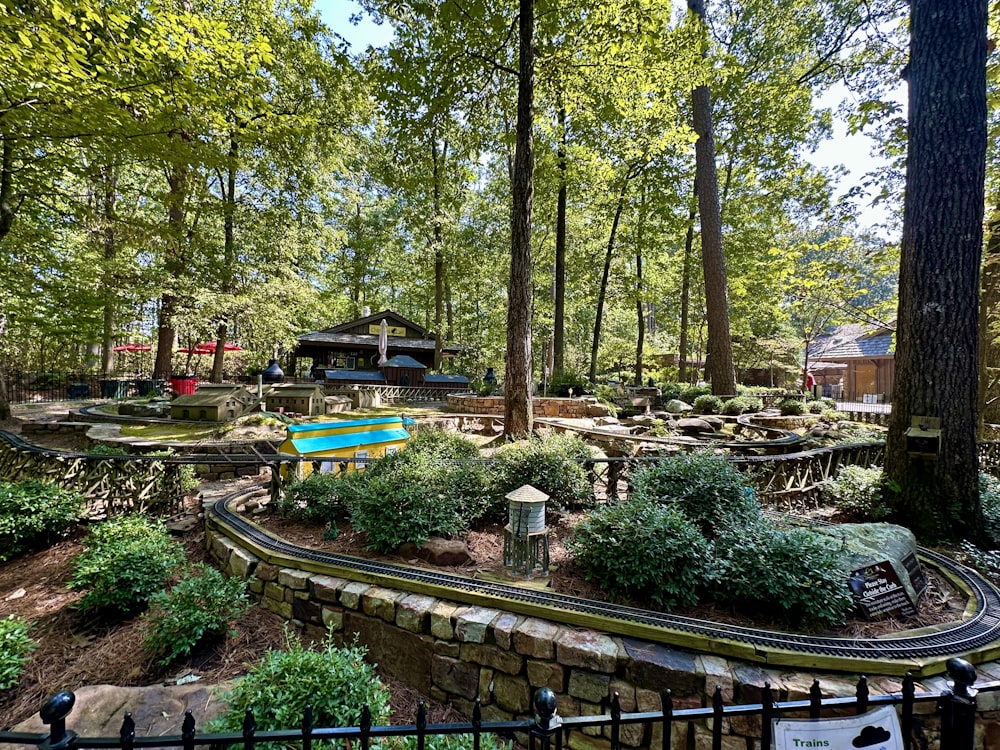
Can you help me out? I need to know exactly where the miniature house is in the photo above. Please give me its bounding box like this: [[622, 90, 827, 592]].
[[170, 384, 258, 421], [265, 384, 347, 416], [277, 416, 411, 479]]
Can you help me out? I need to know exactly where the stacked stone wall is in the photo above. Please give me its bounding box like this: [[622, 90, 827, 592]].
[[206, 525, 1000, 750], [447, 395, 611, 419]]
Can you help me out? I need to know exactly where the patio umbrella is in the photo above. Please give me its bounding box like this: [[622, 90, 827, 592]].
[[195, 341, 243, 353], [377, 319, 388, 366], [112, 343, 152, 353], [177, 346, 214, 355]]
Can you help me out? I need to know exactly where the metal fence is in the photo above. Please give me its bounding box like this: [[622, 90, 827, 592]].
[[2, 372, 164, 404], [1, 659, 993, 750]]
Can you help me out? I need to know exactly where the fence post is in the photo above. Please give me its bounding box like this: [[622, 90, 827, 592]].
[[38, 691, 77, 750], [532, 688, 562, 750], [939, 657, 977, 750]]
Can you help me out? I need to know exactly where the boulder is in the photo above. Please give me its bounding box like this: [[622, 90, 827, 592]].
[[701, 415, 725, 431], [399, 538, 473, 566], [675, 417, 716, 434], [593, 416, 621, 427], [812, 523, 924, 603], [665, 399, 693, 414]]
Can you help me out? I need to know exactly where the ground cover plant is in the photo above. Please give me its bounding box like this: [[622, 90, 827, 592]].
[[0, 616, 35, 691], [0, 481, 84, 562]]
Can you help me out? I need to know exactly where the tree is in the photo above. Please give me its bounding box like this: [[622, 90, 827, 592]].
[[884, 0, 988, 543]]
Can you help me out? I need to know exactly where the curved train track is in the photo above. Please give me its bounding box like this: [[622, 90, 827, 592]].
[[210, 488, 1000, 675]]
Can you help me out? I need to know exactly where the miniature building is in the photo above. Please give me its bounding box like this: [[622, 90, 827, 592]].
[[277, 416, 411, 479], [170, 384, 258, 421], [265, 384, 347, 416]]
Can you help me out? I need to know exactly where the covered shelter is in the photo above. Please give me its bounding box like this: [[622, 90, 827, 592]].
[[277, 417, 411, 479], [809, 323, 895, 402]]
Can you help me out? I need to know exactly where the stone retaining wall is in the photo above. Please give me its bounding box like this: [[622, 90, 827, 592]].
[[447, 394, 612, 419], [205, 521, 1000, 750]]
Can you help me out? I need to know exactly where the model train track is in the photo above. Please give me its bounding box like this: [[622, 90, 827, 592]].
[[209, 488, 1000, 674]]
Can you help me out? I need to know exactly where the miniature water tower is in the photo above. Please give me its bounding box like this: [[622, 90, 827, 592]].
[[503, 484, 550, 577]]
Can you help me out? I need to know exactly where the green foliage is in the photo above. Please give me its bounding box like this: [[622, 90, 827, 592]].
[[69, 515, 185, 614], [212, 631, 390, 739], [146, 450, 200, 493], [143, 563, 250, 665], [721, 395, 763, 415], [630, 452, 760, 537], [777, 398, 806, 416], [692, 394, 723, 414], [678, 383, 712, 403], [281, 472, 350, 524], [568, 499, 714, 608], [492, 435, 593, 508], [806, 400, 826, 414], [820, 465, 890, 521], [980, 472, 1000, 547], [0, 480, 84, 562], [407, 429, 481, 460], [387, 735, 509, 750], [0, 615, 36, 690], [714, 525, 854, 627], [88, 443, 130, 456], [548, 372, 591, 397]]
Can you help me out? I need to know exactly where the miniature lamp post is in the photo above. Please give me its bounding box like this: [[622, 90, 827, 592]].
[[503, 485, 550, 577]]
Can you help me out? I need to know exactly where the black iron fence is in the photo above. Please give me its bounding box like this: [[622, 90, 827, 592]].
[[1, 659, 994, 750], [2, 372, 165, 404]]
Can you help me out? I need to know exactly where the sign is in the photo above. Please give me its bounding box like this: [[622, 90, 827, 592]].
[[774, 705, 902, 750], [848, 561, 916, 620], [900, 552, 928, 596], [369, 324, 406, 337]]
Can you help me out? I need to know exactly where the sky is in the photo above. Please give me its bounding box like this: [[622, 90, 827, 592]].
[[313, 0, 901, 237]]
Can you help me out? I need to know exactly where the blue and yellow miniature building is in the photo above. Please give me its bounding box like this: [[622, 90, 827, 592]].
[[277, 416, 410, 479]]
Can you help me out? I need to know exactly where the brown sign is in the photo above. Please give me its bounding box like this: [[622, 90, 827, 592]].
[[848, 561, 917, 620]]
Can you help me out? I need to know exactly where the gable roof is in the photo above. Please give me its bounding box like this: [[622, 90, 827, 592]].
[[324, 309, 428, 336], [810, 323, 895, 360], [383, 354, 426, 369]]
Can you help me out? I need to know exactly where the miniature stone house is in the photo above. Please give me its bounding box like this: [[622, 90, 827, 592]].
[[170, 384, 257, 421]]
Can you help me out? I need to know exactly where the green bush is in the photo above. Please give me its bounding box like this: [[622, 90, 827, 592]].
[[568, 499, 714, 608], [714, 525, 853, 627], [69, 515, 185, 614], [777, 398, 806, 416], [146, 450, 200, 494], [0, 480, 84, 562], [281, 472, 351, 525], [548, 372, 591, 397], [806, 400, 825, 414], [346, 451, 470, 552], [980, 472, 1000, 547], [88, 443, 129, 456], [142, 563, 250, 665], [211, 631, 390, 740], [820, 465, 890, 521], [0, 615, 36, 690], [630, 452, 760, 537], [721, 395, 763, 416], [692, 394, 723, 414], [678, 383, 712, 404], [406, 428, 482, 459], [492, 435, 593, 508]]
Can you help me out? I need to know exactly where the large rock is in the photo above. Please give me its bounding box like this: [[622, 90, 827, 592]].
[[13, 683, 233, 739], [812, 523, 923, 603], [665, 399, 693, 414], [675, 418, 716, 435], [399, 538, 473, 566]]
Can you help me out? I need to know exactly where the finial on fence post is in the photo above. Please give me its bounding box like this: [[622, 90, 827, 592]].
[[940, 657, 978, 750], [38, 691, 77, 750], [532, 687, 562, 750]]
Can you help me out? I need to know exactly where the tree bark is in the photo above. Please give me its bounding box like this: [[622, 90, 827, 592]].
[[634, 182, 647, 387], [978, 201, 1000, 431], [432, 137, 446, 371], [212, 137, 239, 383], [553, 101, 568, 378], [688, 0, 736, 396], [589, 179, 630, 383], [154, 164, 189, 380], [98, 165, 118, 378], [885, 0, 987, 543], [504, 0, 534, 437], [678, 183, 696, 383]]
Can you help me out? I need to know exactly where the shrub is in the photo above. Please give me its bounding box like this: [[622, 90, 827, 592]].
[[714, 524, 853, 627], [692, 394, 723, 415], [492, 435, 593, 508], [721, 396, 762, 416], [281, 472, 350, 525], [777, 398, 806, 416], [980, 472, 1000, 547], [548, 372, 591, 397], [0, 615, 35, 690], [212, 631, 390, 739], [142, 563, 250, 665], [678, 383, 711, 403], [406, 428, 481, 460], [146, 450, 200, 494], [0, 480, 84, 562], [630, 452, 760, 537], [806, 400, 825, 414], [69, 515, 185, 614], [347, 451, 470, 552], [820, 465, 890, 521], [88, 443, 129, 456], [568, 499, 714, 608]]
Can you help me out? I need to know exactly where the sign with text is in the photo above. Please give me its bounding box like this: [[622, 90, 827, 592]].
[[900, 552, 928, 596], [369, 324, 406, 337], [848, 561, 917, 620], [773, 705, 903, 750]]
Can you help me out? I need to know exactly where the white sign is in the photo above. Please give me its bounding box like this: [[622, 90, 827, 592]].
[[773, 706, 902, 750]]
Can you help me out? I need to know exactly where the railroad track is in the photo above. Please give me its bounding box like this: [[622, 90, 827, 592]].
[[209, 487, 1000, 674]]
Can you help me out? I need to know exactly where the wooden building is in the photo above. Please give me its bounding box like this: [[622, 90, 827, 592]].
[[292, 309, 460, 382], [277, 417, 411, 479], [808, 323, 895, 402], [265, 384, 348, 416], [170, 384, 258, 421]]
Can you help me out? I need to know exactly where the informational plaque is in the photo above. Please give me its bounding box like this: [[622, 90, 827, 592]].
[[848, 561, 917, 620], [774, 705, 902, 750], [900, 552, 928, 596]]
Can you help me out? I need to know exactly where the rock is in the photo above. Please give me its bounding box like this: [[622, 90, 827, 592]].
[[664, 399, 692, 414], [812, 523, 923, 603], [12, 683, 233, 738], [675, 417, 716, 434], [585, 403, 613, 417], [592, 416, 620, 427], [627, 415, 661, 427], [400, 538, 473, 566], [701, 416, 725, 431]]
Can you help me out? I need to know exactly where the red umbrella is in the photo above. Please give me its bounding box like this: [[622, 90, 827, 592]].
[[194, 341, 243, 353], [177, 346, 214, 355], [113, 343, 152, 353]]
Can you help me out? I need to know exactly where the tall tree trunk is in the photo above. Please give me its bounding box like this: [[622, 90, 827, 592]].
[[98, 166, 118, 378], [553, 101, 568, 378], [432, 138, 446, 371], [978, 200, 1000, 432], [678, 183, 697, 383], [688, 0, 736, 396], [885, 0, 987, 543], [0, 136, 17, 242], [634, 181, 648, 387], [212, 137, 238, 383], [589, 180, 630, 383], [504, 0, 535, 437], [154, 164, 189, 380]]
